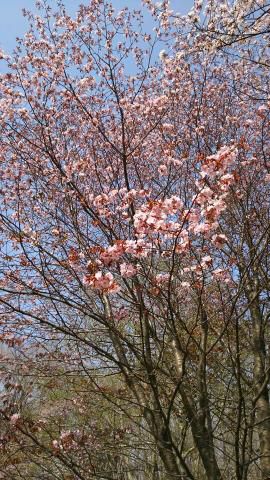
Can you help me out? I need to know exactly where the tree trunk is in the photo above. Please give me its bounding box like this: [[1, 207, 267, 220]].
[[248, 288, 270, 480], [173, 340, 222, 480], [144, 407, 184, 479], [191, 422, 222, 480]]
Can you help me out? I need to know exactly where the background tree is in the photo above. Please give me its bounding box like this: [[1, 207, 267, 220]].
[[0, 0, 269, 479]]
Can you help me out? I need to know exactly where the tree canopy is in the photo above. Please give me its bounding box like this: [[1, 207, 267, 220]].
[[0, 1, 270, 479]]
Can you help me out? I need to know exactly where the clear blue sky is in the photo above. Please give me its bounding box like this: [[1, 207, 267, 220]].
[[0, 0, 193, 53]]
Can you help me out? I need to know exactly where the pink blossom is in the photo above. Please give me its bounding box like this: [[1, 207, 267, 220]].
[[188, 211, 201, 232], [163, 195, 183, 213], [212, 233, 227, 247], [123, 240, 137, 254], [120, 263, 137, 278], [212, 268, 229, 280], [200, 146, 237, 178], [201, 255, 212, 266], [93, 193, 109, 209], [134, 196, 183, 235], [220, 173, 235, 191], [100, 243, 125, 265], [193, 223, 211, 235], [181, 281, 190, 288], [155, 273, 170, 284], [52, 440, 60, 451], [83, 271, 120, 293], [159, 49, 168, 61], [257, 105, 268, 116], [10, 413, 21, 426], [121, 239, 150, 257], [195, 187, 213, 205], [158, 164, 168, 175]]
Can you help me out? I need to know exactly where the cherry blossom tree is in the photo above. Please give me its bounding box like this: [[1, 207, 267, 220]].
[[178, 0, 270, 67], [0, 1, 269, 479]]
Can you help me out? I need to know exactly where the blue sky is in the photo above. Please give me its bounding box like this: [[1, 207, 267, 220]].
[[0, 0, 193, 53]]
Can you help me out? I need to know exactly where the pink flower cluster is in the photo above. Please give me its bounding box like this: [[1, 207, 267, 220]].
[[82, 146, 236, 294], [200, 146, 237, 179], [91, 188, 149, 218], [100, 239, 151, 266], [191, 146, 238, 235], [52, 430, 87, 452], [155, 273, 170, 284], [134, 196, 183, 235], [83, 271, 120, 293], [100, 243, 124, 265], [120, 262, 137, 278], [10, 413, 21, 426]]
